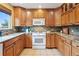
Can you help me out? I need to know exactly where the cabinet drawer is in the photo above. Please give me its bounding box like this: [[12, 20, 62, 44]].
[[72, 46, 79, 56], [3, 37, 19, 47]]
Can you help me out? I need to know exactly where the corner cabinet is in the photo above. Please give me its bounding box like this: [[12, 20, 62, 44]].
[[46, 33, 55, 48], [14, 7, 26, 26]]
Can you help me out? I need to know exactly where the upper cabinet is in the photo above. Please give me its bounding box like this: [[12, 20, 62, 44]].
[[61, 3, 79, 26], [14, 7, 26, 26], [75, 5, 79, 24], [26, 10, 32, 26], [33, 9, 45, 18], [69, 8, 75, 25], [46, 10, 55, 26], [55, 8, 62, 26]]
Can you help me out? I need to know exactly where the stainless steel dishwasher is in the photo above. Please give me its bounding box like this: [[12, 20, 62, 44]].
[[0, 43, 3, 56]]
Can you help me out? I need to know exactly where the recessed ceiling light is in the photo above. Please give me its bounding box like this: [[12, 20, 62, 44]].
[[27, 11, 31, 15], [38, 5, 42, 8]]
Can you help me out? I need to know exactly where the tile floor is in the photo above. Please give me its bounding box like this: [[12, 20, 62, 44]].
[[20, 49, 63, 56]]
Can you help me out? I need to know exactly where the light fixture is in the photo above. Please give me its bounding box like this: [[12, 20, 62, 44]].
[[50, 11, 53, 15], [27, 11, 31, 15], [38, 5, 42, 9]]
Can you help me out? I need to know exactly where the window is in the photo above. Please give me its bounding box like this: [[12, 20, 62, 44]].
[[0, 7, 12, 29]]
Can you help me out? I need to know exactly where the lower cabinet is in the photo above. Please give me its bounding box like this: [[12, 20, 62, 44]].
[[3, 34, 25, 56], [25, 35, 32, 48], [46, 34, 51, 48], [55, 34, 72, 56], [64, 42, 71, 56], [3, 43, 14, 56], [58, 36, 64, 54], [72, 45, 79, 56], [46, 33, 55, 48]]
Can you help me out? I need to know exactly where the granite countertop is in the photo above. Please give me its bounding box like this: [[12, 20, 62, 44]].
[[0, 32, 25, 43], [48, 32, 79, 46]]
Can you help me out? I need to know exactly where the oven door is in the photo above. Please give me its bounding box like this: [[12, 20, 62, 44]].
[[32, 36, 46, 45]]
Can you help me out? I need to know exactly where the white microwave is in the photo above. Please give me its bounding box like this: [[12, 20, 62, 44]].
[[33, 18, 45, 26]]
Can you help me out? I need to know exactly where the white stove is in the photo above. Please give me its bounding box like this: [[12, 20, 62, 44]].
[[32, 32, 46, 49]]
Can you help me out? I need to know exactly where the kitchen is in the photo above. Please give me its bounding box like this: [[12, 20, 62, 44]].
[[0, 3, 79, 56]]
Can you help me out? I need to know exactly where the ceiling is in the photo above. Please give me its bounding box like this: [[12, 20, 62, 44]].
[[10, 3, 62, 9]]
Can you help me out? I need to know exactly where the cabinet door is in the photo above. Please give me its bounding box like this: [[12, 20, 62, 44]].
[[65, 13, 69, 25], [14, 35, 24, 56], [69, 9, 75, 25], [26, 11, 32, 26], [72, 46, 79, 56], [61, 14, 65, 26], [50, 35, 55, 48], [14, 39, 22, 56], [64, 42, 71, 56], [3, 44, 14, 56], [14, 7, 26, 26], [75, 6, 79, 24], [46, 34, 51, 48], [55, 8, 62, 26], [25, 35, 32, 48], [48, 11, 54, 26], [21, 9, 26, 26], [55, 35, 59, 48], [58, 37, 64, 54]]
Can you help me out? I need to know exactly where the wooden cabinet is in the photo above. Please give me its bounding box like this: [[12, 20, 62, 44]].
[[64, 41, 71, 56], [55, 8, 62, 26], [69, 8, 75, 25], [58, 37, 64, 54], [55, 34, 65, 55], [75, 5, 79, 24], [54, 34, 59, 48], [33, 10, 45, 18], [46, 34, 55, 48], [50, 34, 55, 48], [26, 10, 32, 26], [61, 14, 66, 26], [47, 11, 54, 26], [46, 34, 51, 48], [14, 35, 24, 56], [46, 10, 54, 26], [65, 12, 69, 25], [14, 7, 26, 26], [4, 43, 14, 56], [3, 34, 25, 56], [72, 45, 79, 56], [25, 35, 32, 48], [61, 12, 69, 26]]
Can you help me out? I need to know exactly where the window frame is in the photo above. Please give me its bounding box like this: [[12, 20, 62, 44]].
[[0, 5, 12, 30]]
